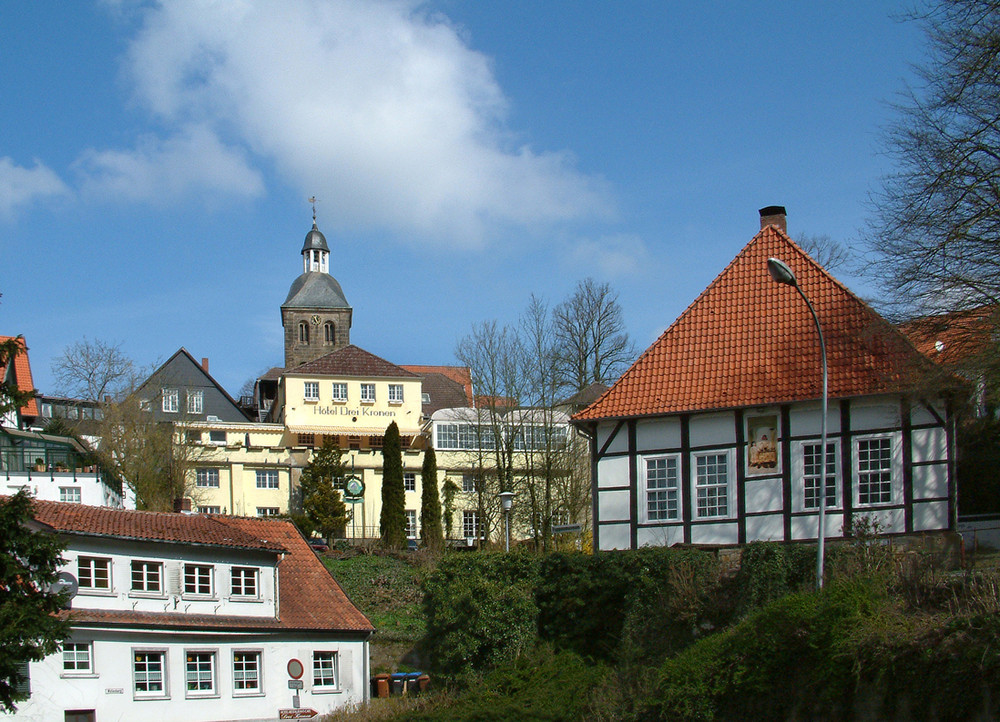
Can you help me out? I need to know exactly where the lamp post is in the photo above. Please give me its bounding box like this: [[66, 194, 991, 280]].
[[767, 257, 829, 590], [499, 492, 515, 552]]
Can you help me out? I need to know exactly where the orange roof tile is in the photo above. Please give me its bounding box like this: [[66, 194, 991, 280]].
[[575, 226, 943, 421], [0, 335, 38, 416], [401, 364, 474, 404], [899, 305, 997, 369]]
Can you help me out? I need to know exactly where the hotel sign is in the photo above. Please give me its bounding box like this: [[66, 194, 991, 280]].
[[312, 406, 397, 418]]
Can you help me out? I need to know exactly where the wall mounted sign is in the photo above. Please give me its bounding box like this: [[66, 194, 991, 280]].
[[746, 414, 780, 475]]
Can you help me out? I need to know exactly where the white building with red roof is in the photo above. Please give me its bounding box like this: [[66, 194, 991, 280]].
[[12, 500, 373, 722], [574, 208, 958, 551]]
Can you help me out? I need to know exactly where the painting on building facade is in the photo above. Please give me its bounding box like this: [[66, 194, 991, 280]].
[[746, 413, 779, 474]]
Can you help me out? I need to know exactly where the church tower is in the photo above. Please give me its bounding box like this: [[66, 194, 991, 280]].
[[280, 216, 353, 368]]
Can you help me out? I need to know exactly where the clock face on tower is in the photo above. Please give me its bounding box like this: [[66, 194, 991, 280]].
[[310, 314, 321, 325]]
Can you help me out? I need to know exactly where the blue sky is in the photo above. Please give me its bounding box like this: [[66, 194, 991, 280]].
[[1, 1, 924, 397]]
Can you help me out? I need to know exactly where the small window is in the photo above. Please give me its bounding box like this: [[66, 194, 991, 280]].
[[304, 382, 320, 402], [63, 643, 93, 674], [186, 430, 202, 445], [186, 390, 203, 415], [857, 436, 894, 505], [348, 435, 361, 451], [183, 564, 214, 596], [463, 510, 480, 539], [198, 506, 221, 514], [231, 567, 259, 597], [312, 651, 338, 689], [405, 509, 417, 538], [196, 468, 220, 488], [133, 651, 166, 697], [403, 472, 416, 492], [162, 389, 179, 413], [256, 507, 280, 517], [802, 441, 839, 510], [60, 487, 82, 504], [368, 435, 383, 449], [388, 384, 404, 403], [642, 455, 679, 522], [78, 556, 111, 591], [324, 322, 335, 345], [331, 382, 347, 401], [694, 451, 731, 519], [298, 322, 309, 344], [209, 430, 226, 446], [421, 393, 430, 404], [41, 403, 52, 417], [256, 469, 280, 489], [462, 474, 477, 493], [360, 383, 375, 402], [233, 651, 261, 693], [297, 433, 315, 447], [184, 651, 216, 697], [131, 561, 163, 593]]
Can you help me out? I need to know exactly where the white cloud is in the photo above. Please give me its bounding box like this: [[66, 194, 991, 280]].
[[107, 0, 611, 245], [562, 233, 651, 278], [0, 157, 69, 217], [74, 123, 264, 203]]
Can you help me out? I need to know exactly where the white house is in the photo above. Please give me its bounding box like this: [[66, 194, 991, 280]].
[[14, 501, 374, 722], [573, 207, 958, 551]]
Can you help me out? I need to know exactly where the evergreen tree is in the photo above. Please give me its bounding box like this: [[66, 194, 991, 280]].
[[420, 446, 444, 550], [0, 491, 71, 712], [442, 477, 459, 540], [380, 421, 407, 549], [299, 439, 348, 544]]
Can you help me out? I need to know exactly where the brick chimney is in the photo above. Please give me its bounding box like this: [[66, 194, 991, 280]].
[[173, 497, 193, 513], [759, 205, 787, 233], [201, 357, 209, 373]]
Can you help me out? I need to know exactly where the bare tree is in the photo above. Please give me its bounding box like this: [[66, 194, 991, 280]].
[[867, 0, 1000, 319], [795, 233, 852, 274], [51, 338, 147, 401], [552, 278, 635, 393]]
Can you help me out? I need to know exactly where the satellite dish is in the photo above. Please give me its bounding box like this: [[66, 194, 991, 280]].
[[49, 571, 79, 603]]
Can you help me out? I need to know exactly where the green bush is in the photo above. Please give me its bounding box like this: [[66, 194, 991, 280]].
[[735, 540, 816, 614]]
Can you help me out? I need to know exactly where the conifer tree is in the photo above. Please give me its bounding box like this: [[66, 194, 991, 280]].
[[299, 439, 348, 544], [379, 421, 407, 549], [420, 446, 444, 550]]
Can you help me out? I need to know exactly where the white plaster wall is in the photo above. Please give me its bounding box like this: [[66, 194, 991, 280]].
[[911, 427, 947, 462], [910, 402, 944, 427], [596, 456, 629, 489], [790, 512, 846, 541], [597, 421, 628, 454], [787, 402, 839, 438], [598, 489, 631, 522], [850, 400, 901, 431], [598, 523, 631, 550], [913, 463, 949, 500], [744, 478, 783, 514], [745, 513, 784, 542], [688, 412, 735, 447], [3, 472, 122, 508], [636, 525, 684, 548], [912, 501, 949, 531], [11, 630, 368, 722], [690, 522, 737, 545], [854, 508, 905, 534], [635, 417, 680, 452]]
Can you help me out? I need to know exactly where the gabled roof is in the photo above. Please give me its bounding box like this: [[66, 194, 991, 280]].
[[899, 305, 998, 369], [575, 225, 943, 422], [135, 348, 250, 422], [0, 335, 38, 417], [401, 364, 474, 403], [290, 345, 419, 379], [30, 500, 374, 633]]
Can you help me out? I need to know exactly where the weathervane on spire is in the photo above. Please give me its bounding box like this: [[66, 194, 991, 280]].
[[308, 196, 318, 224]]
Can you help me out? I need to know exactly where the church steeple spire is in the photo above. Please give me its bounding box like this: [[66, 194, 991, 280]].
[[301, 197, 330, 274]]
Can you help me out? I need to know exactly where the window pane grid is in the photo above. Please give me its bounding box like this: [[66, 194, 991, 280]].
[[803, 443, 837, 509], [63, 643, 91, 672], [196, 468, 219, 488], [131, 561, 162, 592], [313, 652, 337, 687], [185, 652, 214, 692], [233, 652, 260, 691], [695, 453, 729, 517], [645, 457, 678, 521], [134, 652, 164, 693], [78, 557, 110, 590], [184, 565, 212, 595], [858, 438, 892, 504], [256, 470, 279, 489], [231, 567, 258, 597]]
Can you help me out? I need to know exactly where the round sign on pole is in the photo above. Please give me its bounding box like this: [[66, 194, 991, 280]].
[[344, 475, 364, 499], [287, 658, 304, 680]]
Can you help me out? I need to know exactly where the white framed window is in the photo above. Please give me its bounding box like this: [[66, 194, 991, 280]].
[[196, 468, 220, 488], [133, 650, 167, 698], [209, 430, 226, 445], [388, 384, 404, 403], [59, 487, 81, 504], [257, 507, 280, 517], [186, 390, 203, 414], [162, 388, 179, 413], [63, 642, 93, 675], [198, 506, 221, 514], [231, 567, 259, 598], [462, 474, 477, 493], [855, 435, 896, 506], [256, 469, 280, 489], [463, 510, 480, 539], [360, 383, 376, 402], [641, 454, 680, 522], [793, 440, 841, 511], [692, 450, 734, 519], [183, 564, 214, 597], [312, 651, 338, 689], [131, 560, 163, 594], [78, 556, 111, 591], [233, 651, 262, 694], [331, 382, 348, 401], [184, 651, 216, 697], [405, 509, 417, 538], [304, 382, 320, 402], [421, 392, 431, 404], [403, 472, 416, 492]]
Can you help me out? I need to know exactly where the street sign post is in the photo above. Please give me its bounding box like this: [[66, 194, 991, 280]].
[[279, 709, 317, 719]]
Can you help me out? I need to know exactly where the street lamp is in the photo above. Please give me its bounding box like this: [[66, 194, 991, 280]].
[[499, 492, 515, 552], [767, 257, 829, 590]]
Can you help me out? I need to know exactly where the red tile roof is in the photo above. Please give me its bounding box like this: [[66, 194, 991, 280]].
[[401, 364, 474, 404], [575, 225, 943, 421], [32, 500, 373, 633], [290, 345, 418, 379], [0, 335, 38, 416], [899, 305, 997, 369]]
